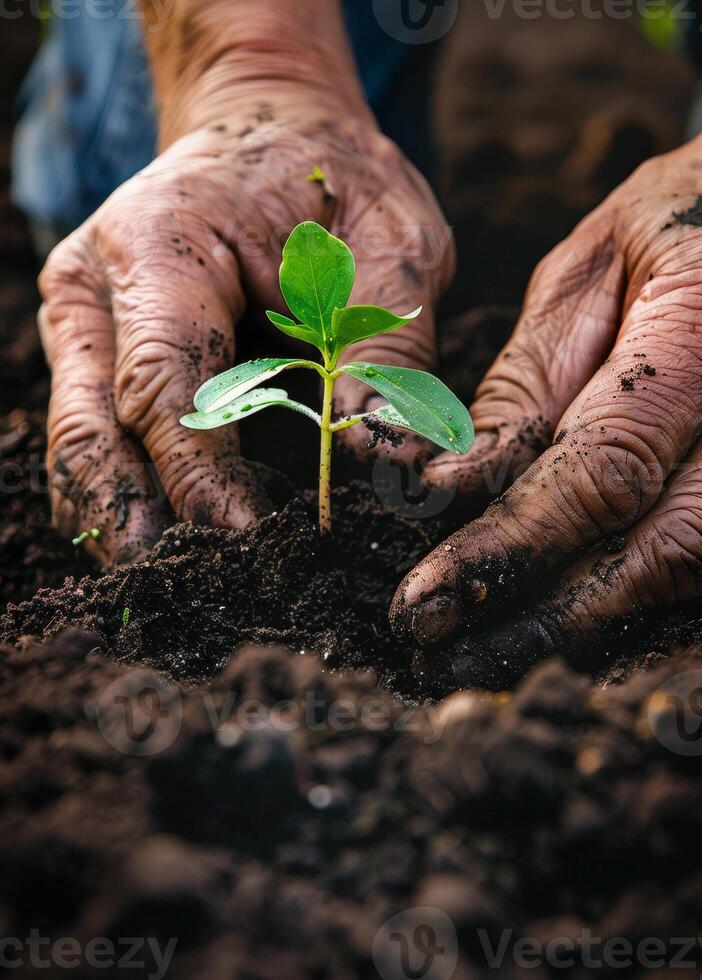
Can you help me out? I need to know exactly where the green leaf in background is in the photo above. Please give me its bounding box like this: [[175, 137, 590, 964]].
[[181, 388, 321, 430], [279, 222, 355, 340], [265, 311, 325, 351], [330, 305, 422, 358], [193, 358, 309, 413], [341, 362, 474, 454]]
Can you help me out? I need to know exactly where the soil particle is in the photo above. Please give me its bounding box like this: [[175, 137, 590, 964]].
[[362, 416, 405, 450], [618, 358, 656, 391], [671, 195, 702, 227], [603, 534, 626, 554], [106, 475, 150, 532]]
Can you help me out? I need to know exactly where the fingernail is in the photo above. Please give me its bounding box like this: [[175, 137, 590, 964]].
[[411, 593, 463, 646]]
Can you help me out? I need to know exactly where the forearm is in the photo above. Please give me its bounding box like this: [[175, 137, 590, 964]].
[[139, 0, 370, 146]]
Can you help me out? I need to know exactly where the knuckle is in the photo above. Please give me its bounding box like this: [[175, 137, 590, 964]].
[[48, 408, 101, 504], [95, 180, 193, 275], [114, 340, 176, 434], [633, 505, 702, 603], [39, 233, 92, 302], [626, 153, 665, 188], [578, 436, 663, 528], [370, 131, 405, 169], [653, 508, 702, 561]]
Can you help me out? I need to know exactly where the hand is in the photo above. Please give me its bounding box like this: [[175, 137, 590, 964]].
[[391, 136, 702, 686], [39, 2, 454, 566]]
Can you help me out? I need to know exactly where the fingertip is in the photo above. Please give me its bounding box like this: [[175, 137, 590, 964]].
[[410, 592, 464, 646], [390, 552, 464, 644]]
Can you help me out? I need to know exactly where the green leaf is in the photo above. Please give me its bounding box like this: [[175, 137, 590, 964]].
[[279, 221, 355, 341], [193, 358, 309, 413], [72, 528, 100, 547], [265, 311, 324, 351], [181, 388, 321, 430], [330, 305, 422, 357], [341, 363, 474, 454]]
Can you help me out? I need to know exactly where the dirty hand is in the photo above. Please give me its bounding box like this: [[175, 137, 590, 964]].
[[392, 136, 702, 685], [38, 0, 454, 565]]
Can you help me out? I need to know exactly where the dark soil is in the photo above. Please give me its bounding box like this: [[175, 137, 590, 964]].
[[3, 632, 702, 978], [3, 11, 702, 979], [1, 486, 454, 701]]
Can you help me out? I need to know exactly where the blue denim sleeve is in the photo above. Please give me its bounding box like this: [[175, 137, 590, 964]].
[[12, 13, 157, 232], [12, 2, 413, 233]]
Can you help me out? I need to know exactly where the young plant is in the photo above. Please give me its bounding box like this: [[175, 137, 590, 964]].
[[72, 527, 101, 547], [181, 221, 473, 533]]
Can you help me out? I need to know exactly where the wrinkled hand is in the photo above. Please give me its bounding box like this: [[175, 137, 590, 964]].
[[39, 85, 453, 565], [392, 138, 702, 686]]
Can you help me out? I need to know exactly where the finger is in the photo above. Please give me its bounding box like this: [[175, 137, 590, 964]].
[[333, 187, 452, 463], [424, 213, 626, 503], [391, 260, 702, 645], [449, 435, 702, 690], [106, 211, 272, 528], [39, 238, 168, 565]]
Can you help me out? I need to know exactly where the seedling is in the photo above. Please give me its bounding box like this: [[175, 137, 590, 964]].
[[72, 527, 100, 547], [181, 221, 473, 533]]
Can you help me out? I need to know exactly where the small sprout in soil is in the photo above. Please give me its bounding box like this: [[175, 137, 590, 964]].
[[72, 528, 100, 547], [122, 607, 131, 627], [306, 165, 326, 183], [181, 221, 474, 532]]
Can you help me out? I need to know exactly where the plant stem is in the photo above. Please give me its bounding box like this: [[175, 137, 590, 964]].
[[319, 369, 335, 534]]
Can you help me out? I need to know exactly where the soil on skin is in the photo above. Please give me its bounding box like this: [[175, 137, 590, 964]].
[[3, 12, 702, 979]]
